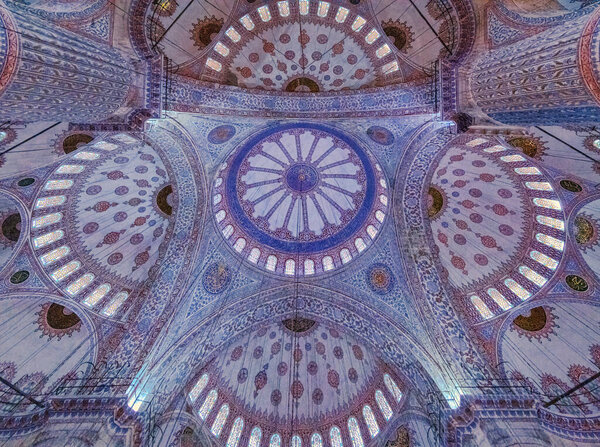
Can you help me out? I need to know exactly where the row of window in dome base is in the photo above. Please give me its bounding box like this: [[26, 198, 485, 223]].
[[464, 138, 565, 321], [30, 136, 138, 318], [205, 0, 397, 75], [188, 372, 403, 447]]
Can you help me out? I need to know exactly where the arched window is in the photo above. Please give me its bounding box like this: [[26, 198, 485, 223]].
[[233, 238, 246, 252], [39, 245, 70, 266], [299, 0, 309, 15], [44, 179, 73, 190], [66, 273, 95, 296], [213, 194, 223, 205], [56, 164, 84, 174], [269, 433, 282, 447], [285, 259, 295, 275], [101, 291, 128, 317], [226, 417, 244, 447], [51, 260, 81, 283], [535, 233, 564, 251], [198, 389, 217, 420], [277, 1, 290, 17], [330, 426, 343, 447], [317, 1, 329, 18], [311, 432, 323, 447], [486, 288, 511, 311], [266, 255, 278, 271], [248, 248, 261, 263], [35, 195, 66, 209], [367, 225, 377, 239], [470, 295, 493, 320], [188, 373, 209, 402], [347, 417, 364, 447], [211, 404, 229, 437], [500, 154, 525, 163], [525, 181, 552, 191], [257, 5, 271, 21], [529, 250, 558, 270], [32, 212, 63, 229], [83, 283, 111, 308], [248, 427, 262, 447], [514, 166, 541, 175], [322, 255, 334, 271], [291, 435, 302, 447], [222, 224, 234, 239], [518, 265, 547, 287], [33, 230, 64, 249], [536, 215, 564, 231], [375, 390, 392, 420], [73, 151, 100, 160], [362, 405, 379, 437], [216, 210, 226, 222], [504, 278, 531, 300], [379, 194, 388, 206], [335, 6, 349, 23], [375, 210, 385, 223], [383, 374, 402, 402], [340, 248, 352, 264], [354, 238, 366, 252], [304, 259, 315, 275], [533, 198, 561, 211]]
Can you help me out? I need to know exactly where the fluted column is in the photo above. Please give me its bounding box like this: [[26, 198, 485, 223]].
[[469, 7, 600, 126], [0, 1, 133, 123]]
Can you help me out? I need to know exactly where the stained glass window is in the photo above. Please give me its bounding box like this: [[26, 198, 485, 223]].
[[362, 405, 379, 437], [248, 248, 261, 263], [529, 250, 558, 270], [266, 255, 277, 271], [257, 5, 271, 21], [32, 212, 62, 229], [519, 265, 547, 287], [383, 61, 399, 74], [311, 433, 323, 447], [214, 42, 230, 57], [73, 151, 100, 160], [376, 44, 391, 59], [533, 198, 561, 211], [525, 182, 553, 191], [375, 210, 385, 223], [348, 417, 364, 447], [483, 145, 505, 153], [269, 434, 282, 447], [211, 404, 229, 437], [213, 194, 222, 205], [471, 295, 493, 319], [304, 258, 315, 275], [504, 278, 531, 300], [233, 237, 246, 252], [39, 245, 70, 266], [56, 164, 85, 174], [35, 195, 66, 209], [379, 194, 388, 206], [514, 166, 541, 175], [226, 27, 241, 42], [51, 260, 81, 283], [536, 233, 564, 251], [189, 373, 209, 402], [330, 426, 343, 447], [466, 138, 487, 147], [487, 288, 512, 311], [299, 0, 309, 15], [322, 255, 334, 271], [340, 248, 352, 264], [367, 225, 377, 239], [93, 141, 119, 149], [215, 177, 223, 187], [101, 291, 128, 316], [335, 6, 349, 23], [277, 1, 290, 17], [351, 16, 366, 32], [355, 238, 366, 252], [379, 178, 387, 188], [500, 154, 525, 163], [383, 374, 402, 402], [365, 29, 380, 44], [285, 259, 296, 275], [239, 14, 255, 30], [66, 273, 95, 296], [222, 224, 234, 239], [536, 215, 564, 231], [44, 179, 73, 190], [83, 283, 111, 308], [249, 427, 262, 447], [206, 58, 222, 72], [33, 229, 64, 249], [317, 1, 329, 17], [198, 389, 218, 420], [375, 390, 392, 420], [226, 417, 244, 447], [291, 435, 302, 447], [216, 210, 226, 222]]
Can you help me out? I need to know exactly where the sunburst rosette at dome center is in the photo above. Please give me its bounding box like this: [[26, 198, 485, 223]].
[[212, 123, 388, 276]]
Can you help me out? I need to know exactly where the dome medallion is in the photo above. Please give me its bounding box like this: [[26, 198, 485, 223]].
[[213, 123, 388, 276]]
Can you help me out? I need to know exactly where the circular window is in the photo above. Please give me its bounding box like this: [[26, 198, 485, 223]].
[[9, 270, 29, 284], [17, 178, 35, 187]]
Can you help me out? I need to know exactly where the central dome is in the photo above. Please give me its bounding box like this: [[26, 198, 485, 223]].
[[212, 123, 388, 276]]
